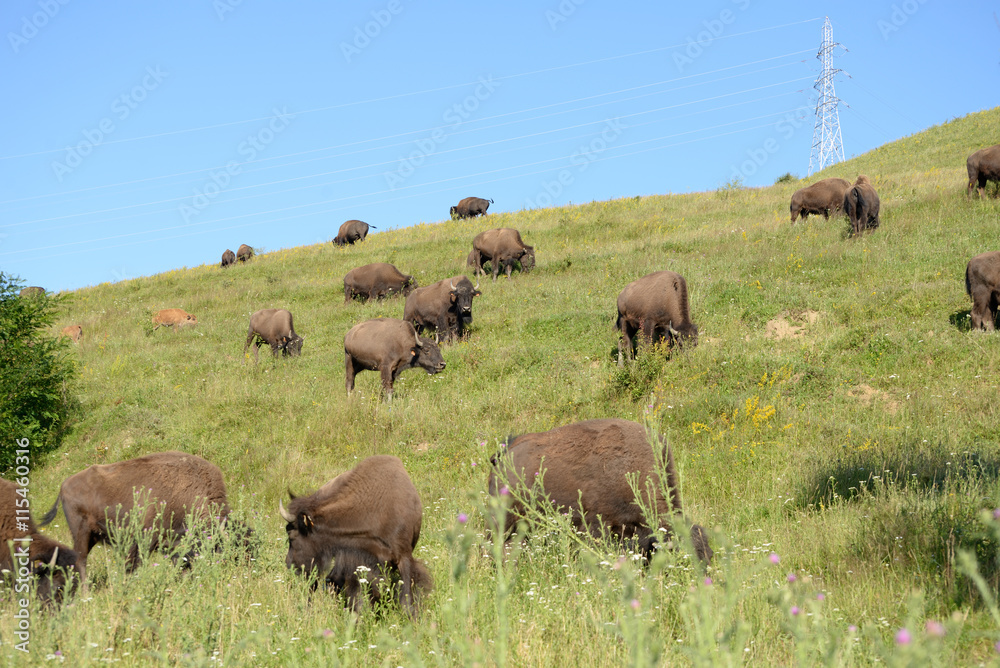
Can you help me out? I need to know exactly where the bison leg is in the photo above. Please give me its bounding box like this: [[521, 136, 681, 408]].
[[345, 354, 357, 393], [971, 287, 994, 331], [397, 558, 415, 616], [381, 365, 395, 400], [243, 330, 255, 358]]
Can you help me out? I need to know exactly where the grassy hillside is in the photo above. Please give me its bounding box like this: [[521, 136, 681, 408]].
[[5, 107, 1000, 665]]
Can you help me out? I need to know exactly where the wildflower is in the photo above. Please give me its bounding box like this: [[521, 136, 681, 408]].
[[499, 486, 509, 496], [457, 513, 468, 524], [895, 628, 911, 645], [322, 629, 334, 638], [848, 625, 857, 633], [995, 640, 1000, 654], [816, 593, 825, 601], [768, 552, 780, 565], [790, 606, 800, 616], [993, 508, 1000, 520], [787, 573, 797, 583], [925, 620, 945, 637], [703, 577, 713, 586], [630, 599, 640, 610]]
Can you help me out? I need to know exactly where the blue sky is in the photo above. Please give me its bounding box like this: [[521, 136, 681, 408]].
[[1, 1, 997, 292]]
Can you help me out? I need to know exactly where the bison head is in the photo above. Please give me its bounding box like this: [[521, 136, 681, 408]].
[[186, 314, 198, 324], [413, 336, 446, 375], [449, 206, 459, 219], [520, 248, 536, 272], [282, 334, 304, 356], [668, 322, 698, 348], [33, 546, 78, 605], [279, 498, 332, 582], [450, 278, 481, 318]]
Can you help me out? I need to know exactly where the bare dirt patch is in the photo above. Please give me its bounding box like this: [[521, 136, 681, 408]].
[[765, 310, 820, 340], [847, 383, 900, 415]]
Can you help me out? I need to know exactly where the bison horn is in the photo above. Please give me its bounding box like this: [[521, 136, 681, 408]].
[[473, 277, 479, 290], [48, 546, 59, 568], [278, 500, 295, 523], [449, 279, 456, 291], [668, 323, 681, 337], [413, 330, 424, 348]]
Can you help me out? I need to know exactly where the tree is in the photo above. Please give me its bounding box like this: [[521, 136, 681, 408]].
[[0, 274, 76, 471]]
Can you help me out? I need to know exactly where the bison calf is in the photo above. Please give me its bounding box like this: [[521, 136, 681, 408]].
[[616, 270, 698, 365], [471, 228, 535, 282], [280, 455, 432, 615], [403, 275, 481, 343], [152, 309, 198, 332], [344, 318, 446, 400], [967, 144, 1000, 199], [789, 177, 851, 223], [60, 325, 83, 343], [966, 251, 1000, 331], [488, 419, 712, 564], [844, 175, 881, 236], [334, 220, 375, 246], [244, 308, 304, 361]]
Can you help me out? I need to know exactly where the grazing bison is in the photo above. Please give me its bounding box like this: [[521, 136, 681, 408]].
[[1, 479, 78, 603], [967, 144, 1000, 199], [344, 318, 446, 399], [789, 177, 851, 222], [244, 308, 304, 360], [152, 308, 198, 331], [843, 175, 881, 236], [470, 228, 535, 281], [60, 325, 83, 343], [450, 197, 493, 219], [221, 249, 236, 268], [403, 275, 481, 343], [966, 251, 1000, 331], [236, 244, 254, 263], [19, 286, 44, 298], [40, 451, 234, 586], [334, 220, 376, 246], [343, 263, 417, 303], [488, 418, 712, 563], [279, 455, 432, 615], [616, 270, 698, 365]]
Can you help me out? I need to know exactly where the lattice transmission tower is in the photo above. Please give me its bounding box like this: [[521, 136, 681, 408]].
[[808, 17, 845, 175]]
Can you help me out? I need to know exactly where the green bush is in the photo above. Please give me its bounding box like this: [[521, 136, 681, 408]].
[[0, 273, 76, 471]]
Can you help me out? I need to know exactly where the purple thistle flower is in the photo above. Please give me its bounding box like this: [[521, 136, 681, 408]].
[[790, 606, 800, 616], [630, 599, 640, 610], [925, 620, 945, 638], [993, 508, 1000, 520], [499, 486, 509, 496], [816, 593, 825, 601], [768, 552, 780, 565], [848, 625, 857, 633], [457, 513, 468, 524], [703, 577, 713, 586], [787, 573, 797, 583], [895, 628, 911, 645]]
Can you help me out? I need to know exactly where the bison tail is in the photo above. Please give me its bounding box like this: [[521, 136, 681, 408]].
[[690, 524, 713, 564], [39, 494, 62, 527], [411, 559, 434, 594], [664, 446, 683, 516], [966, 263, 973, 297]]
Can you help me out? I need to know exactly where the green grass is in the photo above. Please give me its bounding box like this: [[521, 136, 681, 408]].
[[4, 107, 1000, 666]]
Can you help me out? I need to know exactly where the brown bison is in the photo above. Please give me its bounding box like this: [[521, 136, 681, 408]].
[[343, 263, 417, 303], [450, 197, 493, 219], [966, 251, 1000, 331], [403, 275, 481, 343], [236, 244, 254, 263], [334, 220, 376, 246], [488, 418, 712, 563], [60, 325, 83, 343], [19, 286, 44, 298], [152, 308, 198, 331], [344, 318, 446, 399], [843, 175, 881, 236], [967, 144, 1000, 199], [244, 308, 304, 361], [616, 270, 698, 365], [221, 249, 236, 268], [470, 228, 535, 281], [789, 177, 851, 222], [40, 451, 233, 586], [1, 478, 78, 603], [279, 455, 432, 615]]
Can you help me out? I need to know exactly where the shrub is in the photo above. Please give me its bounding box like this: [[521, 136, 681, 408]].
[[775, 172, 797, 184]]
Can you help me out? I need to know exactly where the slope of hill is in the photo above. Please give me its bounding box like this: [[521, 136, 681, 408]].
[[6, 107, 1000, 665]]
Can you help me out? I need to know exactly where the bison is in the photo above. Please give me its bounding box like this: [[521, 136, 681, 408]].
[[152, 308, 198, 332], [60, 325, 83, 343], [470, 228, 535, 282], [966, 251, 1000, 331], [616, 270, 698, 365], [843, 175, 881, 236], [244, 308, 304, 361], [221, 249, 236, 268], [40, 451, 234, 586], [334, 220, 376, 246], [488, 418, 712, 563], [236, 244, 254, 263], [279, 455, 432, 615], [1, 478, 78, 603], [19, 286, 44, 298], [789, 177, 851, 222], [450, 197, 493, 219], [344, 318, 446, 400], [343, 263, 417, 303], [403, 275, 481, 343], [967, 144, 1000, 199]]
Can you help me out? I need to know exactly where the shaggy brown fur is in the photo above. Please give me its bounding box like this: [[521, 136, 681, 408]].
[[344, 318, 446, 399], [450, 196, 492, 219], [236, 244, 254, 263], [333, 220, 375, 246], [470, 228, 535, 281], [966, 251, 1000, 331], [403, 275, 481, 343], [221, 249, 236, 268], [280, 455, 432, 615], [488, 419, 712, 563], [343, 263, 417, 303], [789, 177, 851, 222], [40, 451, 231, 585], [616, 270, 698, 364], [244, 309, 304, 361], [967, 144, 1000, 199], [60, 325, 83, 343], [843, 175, 881, 236], [152, 309, 198, 332]]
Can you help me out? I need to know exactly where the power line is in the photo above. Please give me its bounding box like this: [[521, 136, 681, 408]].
[[808, 17, 845, 175]]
